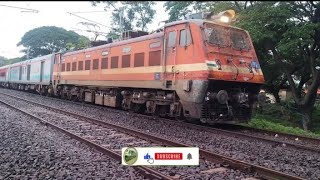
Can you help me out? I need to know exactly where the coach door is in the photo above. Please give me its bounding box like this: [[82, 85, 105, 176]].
[[163, 26, 178, 89], [40, 61, 45, 82]]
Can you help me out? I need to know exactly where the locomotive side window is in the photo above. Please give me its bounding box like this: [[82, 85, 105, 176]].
[[85, 60, 91, 70], [168, 31, 176, 48], [93, 59, 99, 70], [122, 55, 130, 68], [149, 50, 161, 66], [61, 63, 65, 72], [66, 63, 71, 71], [101, 58, 108, 69], [72, 62, 76, 71], [111, 56, 119, 69], [78, 61, 83, 71], [179, 29, 191, 46], [134, 53, 144, 67]]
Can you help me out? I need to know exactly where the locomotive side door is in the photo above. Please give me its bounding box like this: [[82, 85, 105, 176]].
[[163, 25, 178, 89]]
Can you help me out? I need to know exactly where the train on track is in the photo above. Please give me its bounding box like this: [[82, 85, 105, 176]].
[[0, 10, 266, 125]]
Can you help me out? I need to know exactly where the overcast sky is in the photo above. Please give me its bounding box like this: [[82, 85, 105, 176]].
[[0, 1, 169, 58]]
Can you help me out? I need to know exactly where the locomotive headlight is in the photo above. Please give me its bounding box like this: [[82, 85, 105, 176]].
[[220, 16, 230, 23], [210, 10, 235, 24]]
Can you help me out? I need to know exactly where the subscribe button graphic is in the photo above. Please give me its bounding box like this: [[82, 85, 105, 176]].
[[122, 147, 199, 166]]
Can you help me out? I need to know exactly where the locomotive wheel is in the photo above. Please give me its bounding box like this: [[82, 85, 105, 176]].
[[132, 103, 146, 113], [185, 117, 200, 124], [157, 105, 169, 118]]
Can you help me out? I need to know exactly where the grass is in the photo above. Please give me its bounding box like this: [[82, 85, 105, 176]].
[[244, 118, 320, 138], [243, 101, 320, 138]]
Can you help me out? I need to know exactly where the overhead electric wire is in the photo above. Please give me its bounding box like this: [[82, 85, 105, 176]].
[[67, 12, 113, 29], [0, 4, 39, 13], [69, 10, 106, 14]]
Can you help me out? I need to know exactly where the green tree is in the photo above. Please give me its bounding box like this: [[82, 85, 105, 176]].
[[92, 1, 156, 32], [0, 56, 26, 65], [17, 26, 90, 58], [0, 56, 7, 66], [236, 1, 320, 130], [66, 36, 91, 51], [163, 1, 255, 22]]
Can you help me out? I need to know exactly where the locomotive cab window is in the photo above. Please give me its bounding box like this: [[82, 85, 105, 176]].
[[179, 29, 192, 46], [168, 31, 177, 48]]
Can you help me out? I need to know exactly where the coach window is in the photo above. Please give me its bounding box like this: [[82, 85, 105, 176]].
[[78, 61, 83, 71], [66, 63, 71, 71], [122, 55, 130, 68], [61, 63, 65, 72], [168, 31, 177, 48], [93, 59, 99, 70], [101, 58, 108, 69], [85, 60, 91, 70], [134, 53, 144, 67], [111, 56, 119, 69], [72, 62, 77, 71], [179, 29, 191, 46]]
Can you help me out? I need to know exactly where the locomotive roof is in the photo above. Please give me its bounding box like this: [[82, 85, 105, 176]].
[[62, 19, 246, 57], [63, 32, 164, 57], [164, 19, 245, 31]]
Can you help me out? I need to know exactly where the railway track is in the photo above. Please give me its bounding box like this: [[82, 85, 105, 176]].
[[1, 90, 318, 154], [0, 98, 172, 180], [0, 91, 305, 180], [219, 124, 320, 149]]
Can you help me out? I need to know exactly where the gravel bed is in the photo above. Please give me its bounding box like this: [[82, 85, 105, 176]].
[[1, 88, 319, 179], [0, 103, 143, 180], [0, 91, 257, 180]]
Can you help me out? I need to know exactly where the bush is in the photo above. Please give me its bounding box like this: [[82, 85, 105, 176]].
[[247, 118, 320, 138], [250, 101, 320, 136]]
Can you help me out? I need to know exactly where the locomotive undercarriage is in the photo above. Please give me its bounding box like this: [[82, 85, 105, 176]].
[[55, 85, 183, 119], [199, 80, 263, 124], [2, 80, 264, 125]]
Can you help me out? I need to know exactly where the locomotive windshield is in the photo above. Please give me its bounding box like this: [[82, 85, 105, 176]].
[[204, 24, 228, 47], [203, 23, 250, 50], [230, 29, 250, 50]]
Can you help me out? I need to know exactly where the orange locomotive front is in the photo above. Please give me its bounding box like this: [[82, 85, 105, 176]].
[[51, 15, 265, 124]]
